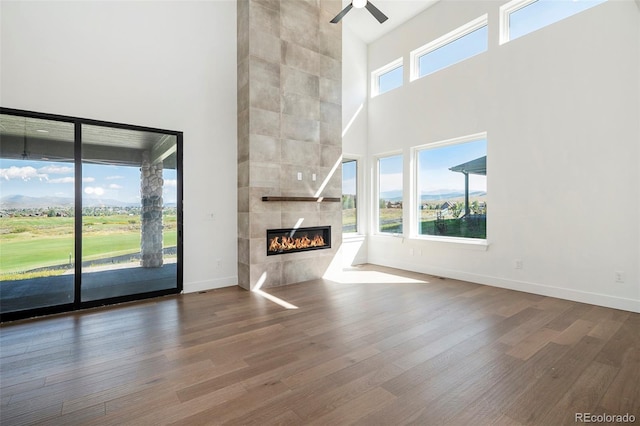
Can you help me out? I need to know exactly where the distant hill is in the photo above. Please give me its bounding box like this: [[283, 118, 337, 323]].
[[420, 190, 486, 202], [378, 190, 486, 203], [0, 195, 138, 209], [379, 190, 403, 202]]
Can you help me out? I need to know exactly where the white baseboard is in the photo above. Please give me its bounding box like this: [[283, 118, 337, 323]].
[[368, 256, 640, 313], [183, 275, 237, 294]]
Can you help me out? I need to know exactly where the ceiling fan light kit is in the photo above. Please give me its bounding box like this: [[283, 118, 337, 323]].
[[330, 0, 388, 24]]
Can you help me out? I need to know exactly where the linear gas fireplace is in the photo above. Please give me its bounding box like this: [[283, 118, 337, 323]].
[[267, 226, 331, 256]]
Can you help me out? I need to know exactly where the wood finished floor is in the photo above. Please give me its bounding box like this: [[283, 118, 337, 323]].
[[1, 265, 638, 425]]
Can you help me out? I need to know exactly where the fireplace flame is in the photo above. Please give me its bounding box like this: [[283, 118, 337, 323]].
[[268, 234, 326, 252]]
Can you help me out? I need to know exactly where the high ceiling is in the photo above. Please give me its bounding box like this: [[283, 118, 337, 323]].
[[340, 0, 440, 44]]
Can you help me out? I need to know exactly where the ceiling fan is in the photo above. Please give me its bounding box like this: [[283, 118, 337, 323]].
[[330, 0, 388, 24]]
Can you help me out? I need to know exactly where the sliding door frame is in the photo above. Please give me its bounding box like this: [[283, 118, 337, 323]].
[[0, 107, 183, 322]]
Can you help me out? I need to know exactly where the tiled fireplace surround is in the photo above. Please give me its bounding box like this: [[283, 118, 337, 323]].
[[237, 0, 343, 289]]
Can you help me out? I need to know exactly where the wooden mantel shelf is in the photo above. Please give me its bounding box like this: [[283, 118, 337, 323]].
[[262, 196, 340, 202]]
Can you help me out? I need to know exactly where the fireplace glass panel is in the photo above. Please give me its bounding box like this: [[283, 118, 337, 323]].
[[267, 226, 331, 256]]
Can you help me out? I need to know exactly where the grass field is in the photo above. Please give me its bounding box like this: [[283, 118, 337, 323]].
[[342, 208, 356, 233], [420, 217, 486, 239], [0, 215, 177, 278], [379, 208, 403, 233]]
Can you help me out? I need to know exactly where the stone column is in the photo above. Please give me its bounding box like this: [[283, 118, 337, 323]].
[[141, 151, 164, 268], [237, 0, 343, 290]]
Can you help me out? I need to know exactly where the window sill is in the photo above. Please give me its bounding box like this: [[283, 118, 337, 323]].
[[342, 233, 366, 242], [412, 235, 489, 251], [374, 232, 405, 238]]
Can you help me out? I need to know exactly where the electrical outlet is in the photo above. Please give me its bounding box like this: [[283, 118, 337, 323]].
[[297, 172, 302, 181], [514, 259, 523, 270], [614, 270, 625, 283]]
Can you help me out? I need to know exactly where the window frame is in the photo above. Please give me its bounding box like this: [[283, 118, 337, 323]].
[[410, 14, 488, 82], [412, 132, 488, 243], [499, 0, 607, 45], [499, 0, 536, 45], [341, 157, 359, 235], [371, 57, 403, 98], [375, 152, 404, 236]]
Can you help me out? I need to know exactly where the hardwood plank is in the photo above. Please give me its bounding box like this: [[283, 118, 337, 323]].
[[406, 353, 523, 425], [459, 341, 573, 416], [504, 335, 611, 424], [307, 387, 396, 425], [47, 402, 106, 425], [282, 345, 380, 389], [60, 356, 219, 416], [540, 361, 619, 425], [498, 308, 567, 346], [506, 327, 559, 360], [0, 265, 637, 425], [545, 303, 594, 331], [551, 319, 596, 345], [598, 345, 640, 414], [174, 351, 297, 403], [594, 313, 640, 368], [90, 383, 247, 426], [171, 380, 291, 426], [293, 363, 402, 420]]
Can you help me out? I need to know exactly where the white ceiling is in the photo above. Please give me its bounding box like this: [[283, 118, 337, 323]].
[[339, 0, 440, 44]]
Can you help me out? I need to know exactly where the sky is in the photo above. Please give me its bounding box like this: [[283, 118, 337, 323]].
[[0, 159, 177, 205], [417, 139, 486, 194], [342, 160, 357, 195], [509, 0, 607, 41], [377, 139, 487, 197]]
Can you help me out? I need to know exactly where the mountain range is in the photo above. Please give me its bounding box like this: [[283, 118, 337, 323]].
[[380, 190, 486, 202], [0, 195, 138, 209]]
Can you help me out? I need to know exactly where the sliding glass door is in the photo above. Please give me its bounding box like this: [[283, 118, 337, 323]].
[[0, 109, 182, 321], [81, 124, 178, 302], [0, 115, 76, 314]]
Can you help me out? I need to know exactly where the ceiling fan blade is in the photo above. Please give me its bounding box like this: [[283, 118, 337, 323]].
[[330, 3, 353, 24], [365, 1, 388, 23]]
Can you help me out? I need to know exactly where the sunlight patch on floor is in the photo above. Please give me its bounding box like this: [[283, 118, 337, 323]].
[[251, 271, 299, 309], [252, 289, 299, 310], [324, 268, 429, 285]]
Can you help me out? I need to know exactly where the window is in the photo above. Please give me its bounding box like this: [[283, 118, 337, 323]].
[[415, 134, 486, 240], [342, 159, 357, 233], [377, 154, 403, 234], [500, 0, 606, 44], [371, 58, 403, 97], [411, 15, 488, 81]]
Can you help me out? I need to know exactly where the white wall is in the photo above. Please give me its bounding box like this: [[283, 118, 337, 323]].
[[340, 27, 369, 266], [365, 0, 640, 312], [0, 1, 238, 292]]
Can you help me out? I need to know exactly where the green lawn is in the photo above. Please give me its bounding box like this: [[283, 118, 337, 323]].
[[342, 208, 356, 233], [379, 208, 403, 233], [420, 217, 486, 239], [0, 215, 177, 276]]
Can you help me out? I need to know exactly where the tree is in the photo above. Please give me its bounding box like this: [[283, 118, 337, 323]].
[[450, 202, 462, 218]]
